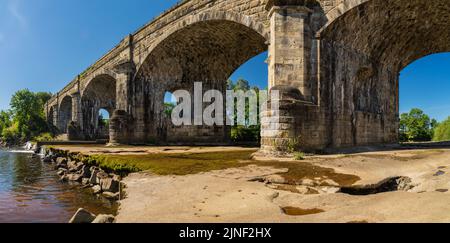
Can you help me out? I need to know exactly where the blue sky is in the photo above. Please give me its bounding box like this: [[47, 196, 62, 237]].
[[0, 0, 449, 121]]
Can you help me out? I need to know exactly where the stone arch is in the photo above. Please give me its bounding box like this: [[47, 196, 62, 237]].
[[81, 74, 117, 140], [58, 95, 72, 133], [319, 0, 450, 70], [318, 0, 450, 147], [132, 11, 268, 143]]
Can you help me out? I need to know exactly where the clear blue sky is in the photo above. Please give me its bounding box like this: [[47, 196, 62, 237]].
[[1, 0, 449, 121]]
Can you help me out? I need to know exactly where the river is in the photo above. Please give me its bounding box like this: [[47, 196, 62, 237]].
[[0, 150, 117, 223]]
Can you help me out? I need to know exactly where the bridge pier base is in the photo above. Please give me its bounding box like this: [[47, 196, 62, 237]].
[[261, 2, 321, 153], [109, 110, 130, 145]]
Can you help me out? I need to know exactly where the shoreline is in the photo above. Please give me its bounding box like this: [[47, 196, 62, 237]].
[[36, 144, 450, 223]]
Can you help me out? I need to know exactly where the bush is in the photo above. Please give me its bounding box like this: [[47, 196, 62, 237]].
[[1, 122, 20, 143], [231, 126, 260, 143], [33, 133, 54, 142], [433, 117, 450, 142], [293, 152, 305, 160]]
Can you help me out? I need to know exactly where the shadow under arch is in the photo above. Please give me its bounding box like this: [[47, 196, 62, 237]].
[[81, 74, 117, 140], [58, 95, 72, 133]]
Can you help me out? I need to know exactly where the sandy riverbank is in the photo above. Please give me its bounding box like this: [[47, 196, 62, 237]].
[[51, 145, 450, 223]]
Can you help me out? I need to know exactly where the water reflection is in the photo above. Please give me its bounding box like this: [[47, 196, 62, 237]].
[[0, 150, 117, 223]]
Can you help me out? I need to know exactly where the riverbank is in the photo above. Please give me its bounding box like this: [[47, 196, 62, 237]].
[[47, 144, 450, 223]]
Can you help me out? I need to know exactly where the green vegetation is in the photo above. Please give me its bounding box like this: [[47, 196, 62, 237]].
[[433, 117, 450, 142], [67, 150, 257, 175], [293, 152, 305, 161], [399, 108, 437, 142], [227, 78, 261, 143], [0, 89, 54, 144]]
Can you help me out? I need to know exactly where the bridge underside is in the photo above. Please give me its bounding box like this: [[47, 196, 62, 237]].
[[46, 0, 450, 152]]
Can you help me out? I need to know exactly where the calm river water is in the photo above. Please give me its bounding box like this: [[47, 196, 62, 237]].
[[0, 150, 117, 223]]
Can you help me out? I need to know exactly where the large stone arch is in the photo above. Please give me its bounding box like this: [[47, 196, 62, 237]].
[[81, 74, 117, 140], [129, 11, 269, 144], [58, 95, 73, 133], [317, 0, 450, 147]]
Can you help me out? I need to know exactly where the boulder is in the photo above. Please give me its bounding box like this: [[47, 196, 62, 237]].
[[81, 165, 91, 178], [92, 214, 115, 224], [56, 157, 68, 168], [89, 170, 98, 185], [57, 168, 67, 176], [102, 192, 120, 200], [100, 178, 120, 193], [82, 178, 90, 185], [69, 208, 96, 223], [264, 175, 287, 184], [43, 156, 52, 163], [67, 173, 83, 182], [91, 185, 102, 194], [96, 171, 109, 184], [67, 161, 78, 172]]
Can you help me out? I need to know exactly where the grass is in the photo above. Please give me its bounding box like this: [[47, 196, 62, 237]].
[[49, 147, 360, 186], [68, 150, 257, 175], [293, 152, 306, 160]]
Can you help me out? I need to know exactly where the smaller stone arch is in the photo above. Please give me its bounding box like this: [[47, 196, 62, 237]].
[[81, 73, 117, 140], [58, 95, 73, 133]]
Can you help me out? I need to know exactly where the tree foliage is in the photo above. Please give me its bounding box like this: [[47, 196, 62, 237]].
[[0, 89, 53, 143], [399, 108, 435, 142], [433, 117, 450, 142], [227, 78, 261, 143]]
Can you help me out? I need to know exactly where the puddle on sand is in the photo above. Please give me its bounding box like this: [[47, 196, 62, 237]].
[[434, 170, 446, 176], [253, 161, 361, 187], [281, 207, 325, 216]]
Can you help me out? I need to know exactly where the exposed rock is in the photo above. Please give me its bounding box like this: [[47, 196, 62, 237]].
[[96, 171, 109, 184], [56, 157, 67, 165], [82, 178, 90, 185], [100, 178, 120, 193], [319, 186, 340, 194], [92, 214, 115, 223], [112, 174, 122, 181], [69, 208, 96, 224], [57, 168, 67, 176], [81, 165, 91, 178], [264, 175, 287, 184], [103, 192, 120, 200], [92, 185, 102, 194], [56, 157, 68, 169], [43, 156, 52, 163], [89, 170, 99, 185], [67, 173, 83, 182], [320, 179, 340, 187], [300, 179, 317, 187], [397, 177, 415, 191]]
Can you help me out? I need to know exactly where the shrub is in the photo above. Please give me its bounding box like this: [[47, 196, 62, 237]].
[[33, 133, 54, 142], [293, 152, 305, 160], [433, 117, 450, 142]]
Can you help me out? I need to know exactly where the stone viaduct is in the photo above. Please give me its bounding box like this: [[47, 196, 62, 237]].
[[45, 0, 450, 152]]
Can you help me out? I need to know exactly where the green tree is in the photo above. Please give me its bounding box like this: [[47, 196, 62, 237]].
[[399, 108, 434, 142], [9, 89, 49, 140], [433, 117, 450, 142], [228, 79, 261, 143]]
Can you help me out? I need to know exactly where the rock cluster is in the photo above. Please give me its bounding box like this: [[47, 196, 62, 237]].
[[69, 208, 115, 224], [42, 152, 121, 201]]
